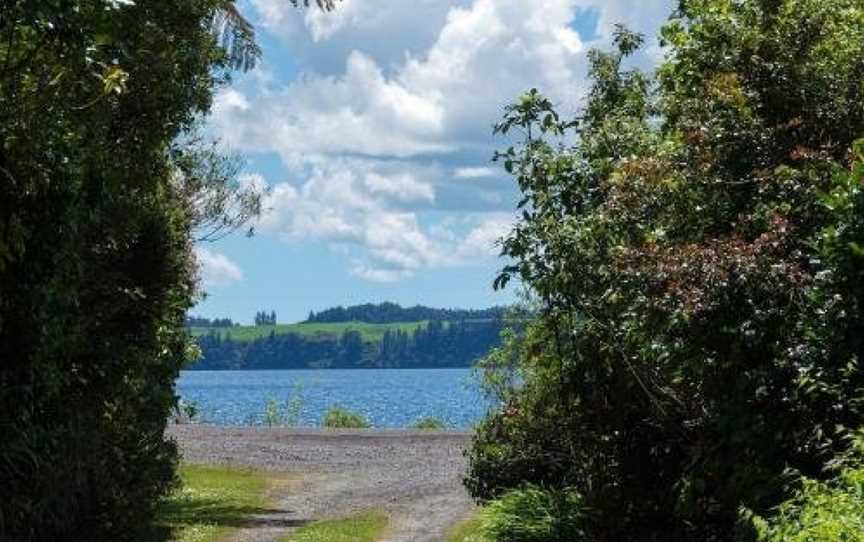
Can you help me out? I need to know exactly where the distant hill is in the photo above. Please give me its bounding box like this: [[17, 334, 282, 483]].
[[188, 320, 428, 343], [186, 303, 506, 370], [306, 302, 506, 324]]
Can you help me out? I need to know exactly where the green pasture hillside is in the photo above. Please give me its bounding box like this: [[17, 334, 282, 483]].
[[189, 320, 429, 343]]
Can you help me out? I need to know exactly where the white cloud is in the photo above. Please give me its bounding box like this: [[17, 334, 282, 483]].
[[212, 51, 450, 159], [255, 161, 442, 276], [454, 166, 497, 179], [219, 0, 672, 162], [364, 172, 434, 202], [249, 158, 515, 281], [210, 0, 674, 281], [350, 265, 414, 283], [250, 0, 466, 74], [196, 247, 244, 288], [213, 88, 249, 114], [455, 214, 513, 259]]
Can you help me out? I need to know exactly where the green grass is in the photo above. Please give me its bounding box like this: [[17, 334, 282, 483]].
[[189, 320, 428, 342], [447, 515, 487, 542], [322, 406, 371, 428], [281, 511, 388, 542], [454, 487, 585, 542], [151, 464, 275, 542]]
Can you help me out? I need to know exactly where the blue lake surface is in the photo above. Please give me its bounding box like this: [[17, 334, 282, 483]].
[[176, 368, 493, 428]]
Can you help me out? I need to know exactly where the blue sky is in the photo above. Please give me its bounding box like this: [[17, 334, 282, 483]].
[[193, 0, 673, 324]]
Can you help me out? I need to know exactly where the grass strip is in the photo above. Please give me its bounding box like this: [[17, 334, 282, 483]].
[[282, 510, 388, 542], [446, 514, 486, 542], [151, 464, 271, 542]]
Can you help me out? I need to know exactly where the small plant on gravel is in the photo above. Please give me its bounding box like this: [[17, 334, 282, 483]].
[[263, 396, 284, 427], [284, 383, 304, 426], [411, 416, 447, 430], [173, 399, 200, 424], [322, 406, 370, 428], [182, 400, 200, 421]]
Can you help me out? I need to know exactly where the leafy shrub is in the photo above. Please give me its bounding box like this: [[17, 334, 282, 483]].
[[477, 487, 586, 542], [741, 468, 864, 542], [466, 320, 581, 502], [0, 1, 268, 539], [175, 399, 201, 423], [737, 438, 864, 542], [260, 384, 304, 427], [322, 407, 370, 428], [411, 417, 447, 430], [468, 1, 864, 539]]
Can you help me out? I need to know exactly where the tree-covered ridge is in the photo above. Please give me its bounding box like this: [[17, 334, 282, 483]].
[[191, 316, 505, 369], [306, 301, 507, 324], [189, 320, 428, 342], [254, 310, 277, 326], [186, 315, 238, 328]]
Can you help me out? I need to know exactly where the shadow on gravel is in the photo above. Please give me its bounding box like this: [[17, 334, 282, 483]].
[[144, 497, 309, 541]]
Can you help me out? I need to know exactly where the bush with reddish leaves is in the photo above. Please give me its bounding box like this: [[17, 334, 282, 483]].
[[466, 2, 864, 540]]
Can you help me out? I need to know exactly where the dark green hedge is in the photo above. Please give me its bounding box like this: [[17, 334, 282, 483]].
[[0, 1, 228, 539]]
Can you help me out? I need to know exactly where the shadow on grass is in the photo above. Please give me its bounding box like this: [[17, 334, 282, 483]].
[[143, 496, 310, 541]]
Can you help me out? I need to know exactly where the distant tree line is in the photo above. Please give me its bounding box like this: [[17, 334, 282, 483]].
[[192, 318, 504, 369], [186, 315, 238, 328], [254, 310, 277, 326], [306, 302, 506, 324]]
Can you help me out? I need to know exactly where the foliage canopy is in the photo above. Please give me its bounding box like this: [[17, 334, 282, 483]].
[[468, 1, 864, 539], [0, 0, 324, 539]]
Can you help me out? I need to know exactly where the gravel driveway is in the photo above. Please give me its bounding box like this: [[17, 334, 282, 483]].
[[167, 425, 476, 542]]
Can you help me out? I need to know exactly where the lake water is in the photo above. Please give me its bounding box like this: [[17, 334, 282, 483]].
[[176, 368, 493, 428]]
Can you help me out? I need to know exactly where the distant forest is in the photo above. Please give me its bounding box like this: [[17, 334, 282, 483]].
[[306, 302, 506, 324], [189, 303, 506, 369], [186, 315, 238, 328]]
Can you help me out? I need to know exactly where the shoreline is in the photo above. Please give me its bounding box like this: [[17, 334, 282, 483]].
[[181, 366, 478, 371], [170, 422, 474, 436]]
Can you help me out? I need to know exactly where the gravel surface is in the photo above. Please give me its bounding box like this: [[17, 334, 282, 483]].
[[168, 424, 476, 542]]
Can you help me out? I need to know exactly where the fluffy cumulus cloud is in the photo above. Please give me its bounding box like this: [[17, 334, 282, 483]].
[[222, 0, 673, 161], [211, 0, 674, 281], [252, 159, 512, 282], [196, 247, 244, 288]]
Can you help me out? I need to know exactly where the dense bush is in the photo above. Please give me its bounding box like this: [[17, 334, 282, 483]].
[[467, 322, 582, 501], [0, 1, 260, 539], [742, 469, 864, 542], [739, 437, 864, 541], [467, 1, 864, 539], [322, 407, 371, 428]]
